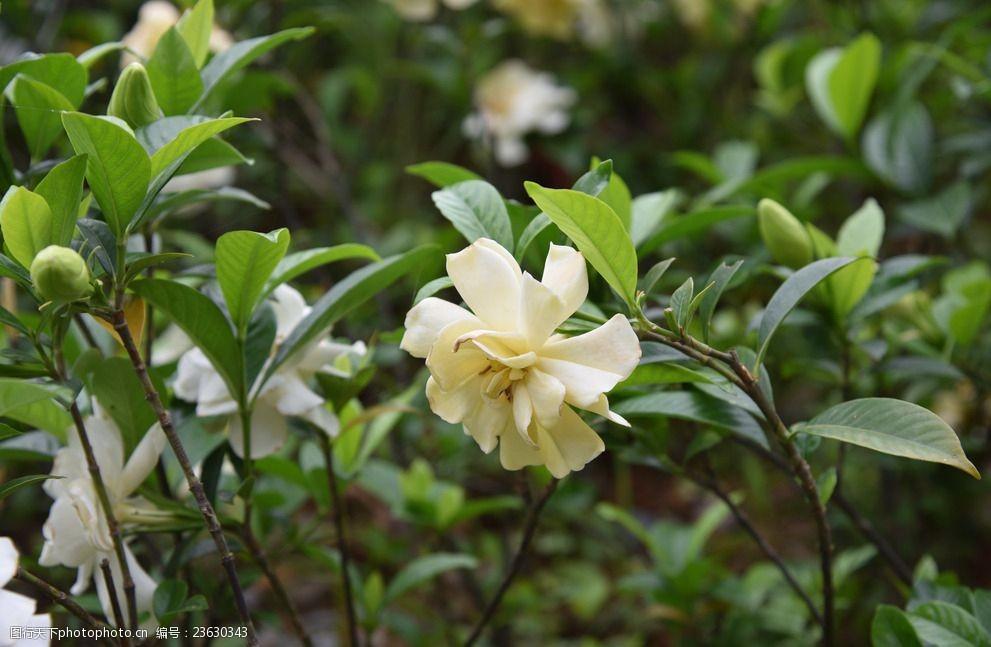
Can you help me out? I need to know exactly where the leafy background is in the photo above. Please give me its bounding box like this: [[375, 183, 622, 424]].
[[1, 0, 990, 644]]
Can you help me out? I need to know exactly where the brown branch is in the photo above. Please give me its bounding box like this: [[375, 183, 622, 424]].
[[99, 559, 128, 646], [110, 304, 258, 646], [241, 528, 313, 647], [464, 479, 559, 646], [15, 568, 114, 639]]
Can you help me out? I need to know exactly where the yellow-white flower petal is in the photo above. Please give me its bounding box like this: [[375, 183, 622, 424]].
[[118, 424, 166, 497], [426, 320, 490, 391], [511, 384, 533, 438], [519, 273, 569, 347], [524, 368, 566, 428], [446, 238, 522, 331], [538, 314, 640, 407], [400, 297, 478, 358], [535, 406, 604, 478], [228, 401, 288, 459], [541, 244, 588, 316], [499, 421, 543, 471]]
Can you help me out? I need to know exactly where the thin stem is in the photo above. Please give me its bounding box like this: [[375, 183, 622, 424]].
[[15, 568, 114, 637], [68, 403, 138, 631], [464, 479, 559, 646], [725, 351, 834, 646], [321, 436, 359, 647], [54, 333, 137, 632], [99, 559, 130, 647], [241, 528, 313, 647], [683, 467, 823, 626], [109, 303, 258, 646]]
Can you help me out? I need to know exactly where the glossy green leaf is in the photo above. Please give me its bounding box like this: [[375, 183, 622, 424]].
[[800, 398, 979, 478], [755, 256, 862, 368], [195, 27, 315, 111], [146, 28, 203, 115], [431, 180, 514, 252], [908, 602, 991, 647], [35, 155, 87, 246], [592, 158, 631, 230], [406, 161, 480, 187], [525, 183, 638, 307], [863, 101, 933, 194], [265, 244, 380, 294], [413, 277, 454, 305], [10, 75, 73, 160], [0, 186, 53, 268], [615, 390, 765, 444], [837, 198, 885, 257], [62, 112, 151, 237], [216, 228, 291, 333], [0, 53, 87, 107], [670, 277, 694, 328], [130, 278, 242, 399], [0, 474, 58, 501], [176, 0, 215, 68], [148, 186, 269, 223], [639, 258, 675, 296], [148, 117, 254, 179], [872, 605, 922, 647], [268, 246, 438, 379]]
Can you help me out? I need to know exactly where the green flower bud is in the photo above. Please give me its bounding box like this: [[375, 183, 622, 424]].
[[30, 245, 93, 303], [757, 198, 813, 269], [107, 62, 162, 128]]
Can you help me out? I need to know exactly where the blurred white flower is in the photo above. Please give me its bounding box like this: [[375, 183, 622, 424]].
[[39, 408, 165, 629], [0, 538, 51, 647], [173, 285, 366, 458], [401, 239, 640, 478], [463, 60, 576, 166], [381, 0, 478, 22], [493, 0, 611, 44], [163, 167, 237, 194], [121, 0, 233, 66]]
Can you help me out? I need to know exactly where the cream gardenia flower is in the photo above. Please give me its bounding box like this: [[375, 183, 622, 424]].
[[39, 408, 166, 629], [401, 239, 640, 478], [173, 285, 366, 459], [121, 1, 233, 66], [382, 0, 478, 21], [0, 538, 51, 647], [463, 60, 576, 167], [493, 0, 611, 45]]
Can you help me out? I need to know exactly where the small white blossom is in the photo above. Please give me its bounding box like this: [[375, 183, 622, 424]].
[[0, 538, 51, 646], [39, 409, 165, 629], [173, 285, 366, 459], [464, 61, 576, 166], [401, 239, 640, 478]]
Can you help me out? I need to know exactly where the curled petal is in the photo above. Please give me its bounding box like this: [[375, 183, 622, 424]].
[[524, 368, 566, 428], [538, 314, 640, 408], [426, 320, 490, 391], [401, 297, 478, 359], [119, 423, 166, 497], [446, 238, 523, 331], [534, 406, 605, 478]]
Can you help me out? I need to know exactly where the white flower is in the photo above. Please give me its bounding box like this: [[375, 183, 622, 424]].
[[381, 0, 478, 22], [463, 61, 576, 166], [493, 0, 611, 44], [0, 538, 51, 646], [39, 409, 165, 629], [173, 285, 366, 458], [401, 239, 640, 478], [121, 0, 234, 66], [163, 167, 237, 194]]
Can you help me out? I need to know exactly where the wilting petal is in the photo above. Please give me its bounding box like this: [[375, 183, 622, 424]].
[[446, 238, 523, 331], [77, 415, 125, 489], [541, 244, 588, 319], [535, 406, 605, 478], [228, 401, 288, 459], [538, 314, 640, 407], [499, 423, 543, 471], [401, 297, 479, 358], [524, 368, 566, 428], [119, 424, 166, 497], [426, 320, 490, 391], [519, 273, 569, 347], [455, 330, 533, 367]]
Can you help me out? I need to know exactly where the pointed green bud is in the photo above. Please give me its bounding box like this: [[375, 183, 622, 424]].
[[30, 245, 93, 303], [757, 198, 813, 269], [805, 222, 837, 259], [108, 63, 162, 128]]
